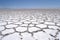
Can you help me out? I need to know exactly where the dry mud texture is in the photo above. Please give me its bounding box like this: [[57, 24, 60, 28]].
[[0, 9, 60, 40]]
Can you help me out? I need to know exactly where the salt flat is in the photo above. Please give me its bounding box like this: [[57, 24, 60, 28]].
[[0, 9, 60, 40]]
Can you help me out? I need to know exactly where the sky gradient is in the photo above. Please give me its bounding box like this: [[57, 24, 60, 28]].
[[0, 0, 60, 9]]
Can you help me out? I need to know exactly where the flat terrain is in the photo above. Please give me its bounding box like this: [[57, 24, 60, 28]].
[[0, 9, 60, 40]]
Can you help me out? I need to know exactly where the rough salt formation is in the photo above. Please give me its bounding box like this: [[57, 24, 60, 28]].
[[0, 9, 60, 40]]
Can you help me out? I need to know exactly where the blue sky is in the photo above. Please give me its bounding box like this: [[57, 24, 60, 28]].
[[0, 0, 60, 9]]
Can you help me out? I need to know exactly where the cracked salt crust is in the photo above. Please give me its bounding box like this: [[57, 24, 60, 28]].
[[0, 35, 2, 40], [56, 32, 60, 40], [43, 29, 58, 36], [10, 19, 19, 22], [16, 27, 27, 32], [2, 29, 15, 35], [20, 20, 26, 23], [28, 24, 34, 27], [2, 33, 21, 40], [28, 27, 41, 32], [20, 24, 28, 27], [37, 19, 44, 23], [0, 9, 60, 40], [30, 19, 37, 22], [36, 24, 47, 28], [0, 26, 5, 31], [23, 21, 31, 24], [32, 21, 39, 24], [33, 31, 50, 40], [6, 24, 18, 28], [7, 21, 14, 24], [21, 32, 35, 40], [48, 25, 60, 30], [46, 19, 52, 22], [14, 21, 22, 25], [56, 23, 60, 26], [44, 22, 55, 25], [0, 22, 7, 25]]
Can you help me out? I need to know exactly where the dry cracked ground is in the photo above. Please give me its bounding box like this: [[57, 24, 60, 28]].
[[0, 9, 60, 40]]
